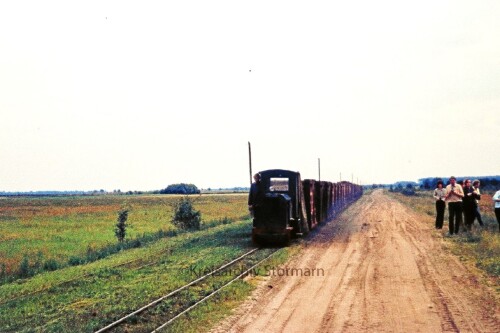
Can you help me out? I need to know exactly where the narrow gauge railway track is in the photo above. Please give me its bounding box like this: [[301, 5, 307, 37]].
[[95, 247, 279, 333]]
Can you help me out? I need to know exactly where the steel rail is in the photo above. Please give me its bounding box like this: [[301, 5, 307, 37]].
[[94, 247, 259, 333], [151, 248, 279, 332]]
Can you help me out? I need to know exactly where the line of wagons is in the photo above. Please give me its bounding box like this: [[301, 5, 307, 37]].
[[251, 169, 363, 245]]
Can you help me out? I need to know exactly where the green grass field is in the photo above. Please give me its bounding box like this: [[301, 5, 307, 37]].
[[0, 193, 300, 332], [0, 194, 249, 278]]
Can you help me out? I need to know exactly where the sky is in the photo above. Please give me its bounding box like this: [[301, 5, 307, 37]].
[[1, 0, 499, 191]]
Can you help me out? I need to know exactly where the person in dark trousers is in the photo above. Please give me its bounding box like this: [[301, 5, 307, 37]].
[[445, 176, 464, 235], [433, 180, 446, 229], [493, 188, 500, 232], [462, 179, 480, 232], [248, 173, 263, 218], [472, 180, 484, 226]]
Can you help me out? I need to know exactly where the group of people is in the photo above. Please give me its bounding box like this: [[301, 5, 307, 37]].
[[434, 176, 500, 235]]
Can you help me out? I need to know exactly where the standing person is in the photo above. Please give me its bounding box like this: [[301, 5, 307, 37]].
[[472, 180, 484, 226], [445, 176, 464, 235], [462, 179, 480, 232], [493, 188, 500, 232], [433, 180, 446, 229], [248, 173, 263, 218]]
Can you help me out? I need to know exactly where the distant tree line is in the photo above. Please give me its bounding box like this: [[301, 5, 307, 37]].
[[0, 190, 106, 197], [0, 189, 144, 197], [156, 183, 200, 195], [357, 176, 500, 197], [419, 176, 500, 191], [202, 187, 249, 193]]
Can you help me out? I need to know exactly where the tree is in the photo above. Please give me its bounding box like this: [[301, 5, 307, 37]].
[[172, 197, 201, 230], [115, 210, 129, 242], [160, 183, 200, 194]]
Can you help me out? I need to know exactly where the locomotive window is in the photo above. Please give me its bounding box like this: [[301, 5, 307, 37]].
[[269, 177, 289, 192]]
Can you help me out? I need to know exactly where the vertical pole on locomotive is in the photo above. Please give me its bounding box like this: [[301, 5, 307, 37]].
[[248, 141, 253, 187], [318, 158, 321, 181]]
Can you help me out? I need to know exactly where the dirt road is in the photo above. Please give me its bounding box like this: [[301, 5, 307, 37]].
[[211, 190, 499, 333]]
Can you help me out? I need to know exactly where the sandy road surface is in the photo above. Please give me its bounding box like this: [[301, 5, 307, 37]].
[[211, 190, 499, 333]]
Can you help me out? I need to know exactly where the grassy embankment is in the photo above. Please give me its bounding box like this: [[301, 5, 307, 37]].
[[0, 194, 298, 332], [388, 190, 499, 289]]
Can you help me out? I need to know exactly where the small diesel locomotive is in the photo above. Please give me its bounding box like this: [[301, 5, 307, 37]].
[[250, 169, 362, 245]]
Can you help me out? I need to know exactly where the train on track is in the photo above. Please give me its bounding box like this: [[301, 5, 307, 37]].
[[250, 169, 363, 245]]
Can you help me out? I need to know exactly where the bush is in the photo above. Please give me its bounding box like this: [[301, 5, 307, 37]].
[[18, 256, 31, 278], [402, 188, 416, 196], [68, 256, 85, 266], [172, 197, 201, 230], [402, 183, 416, 196], [43, 258, 60, 271], [115, 210, 129, 242]]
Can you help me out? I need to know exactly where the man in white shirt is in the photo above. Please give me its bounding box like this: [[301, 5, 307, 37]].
[[445, 176, 464, 235], [493, 188, 500, 232]]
